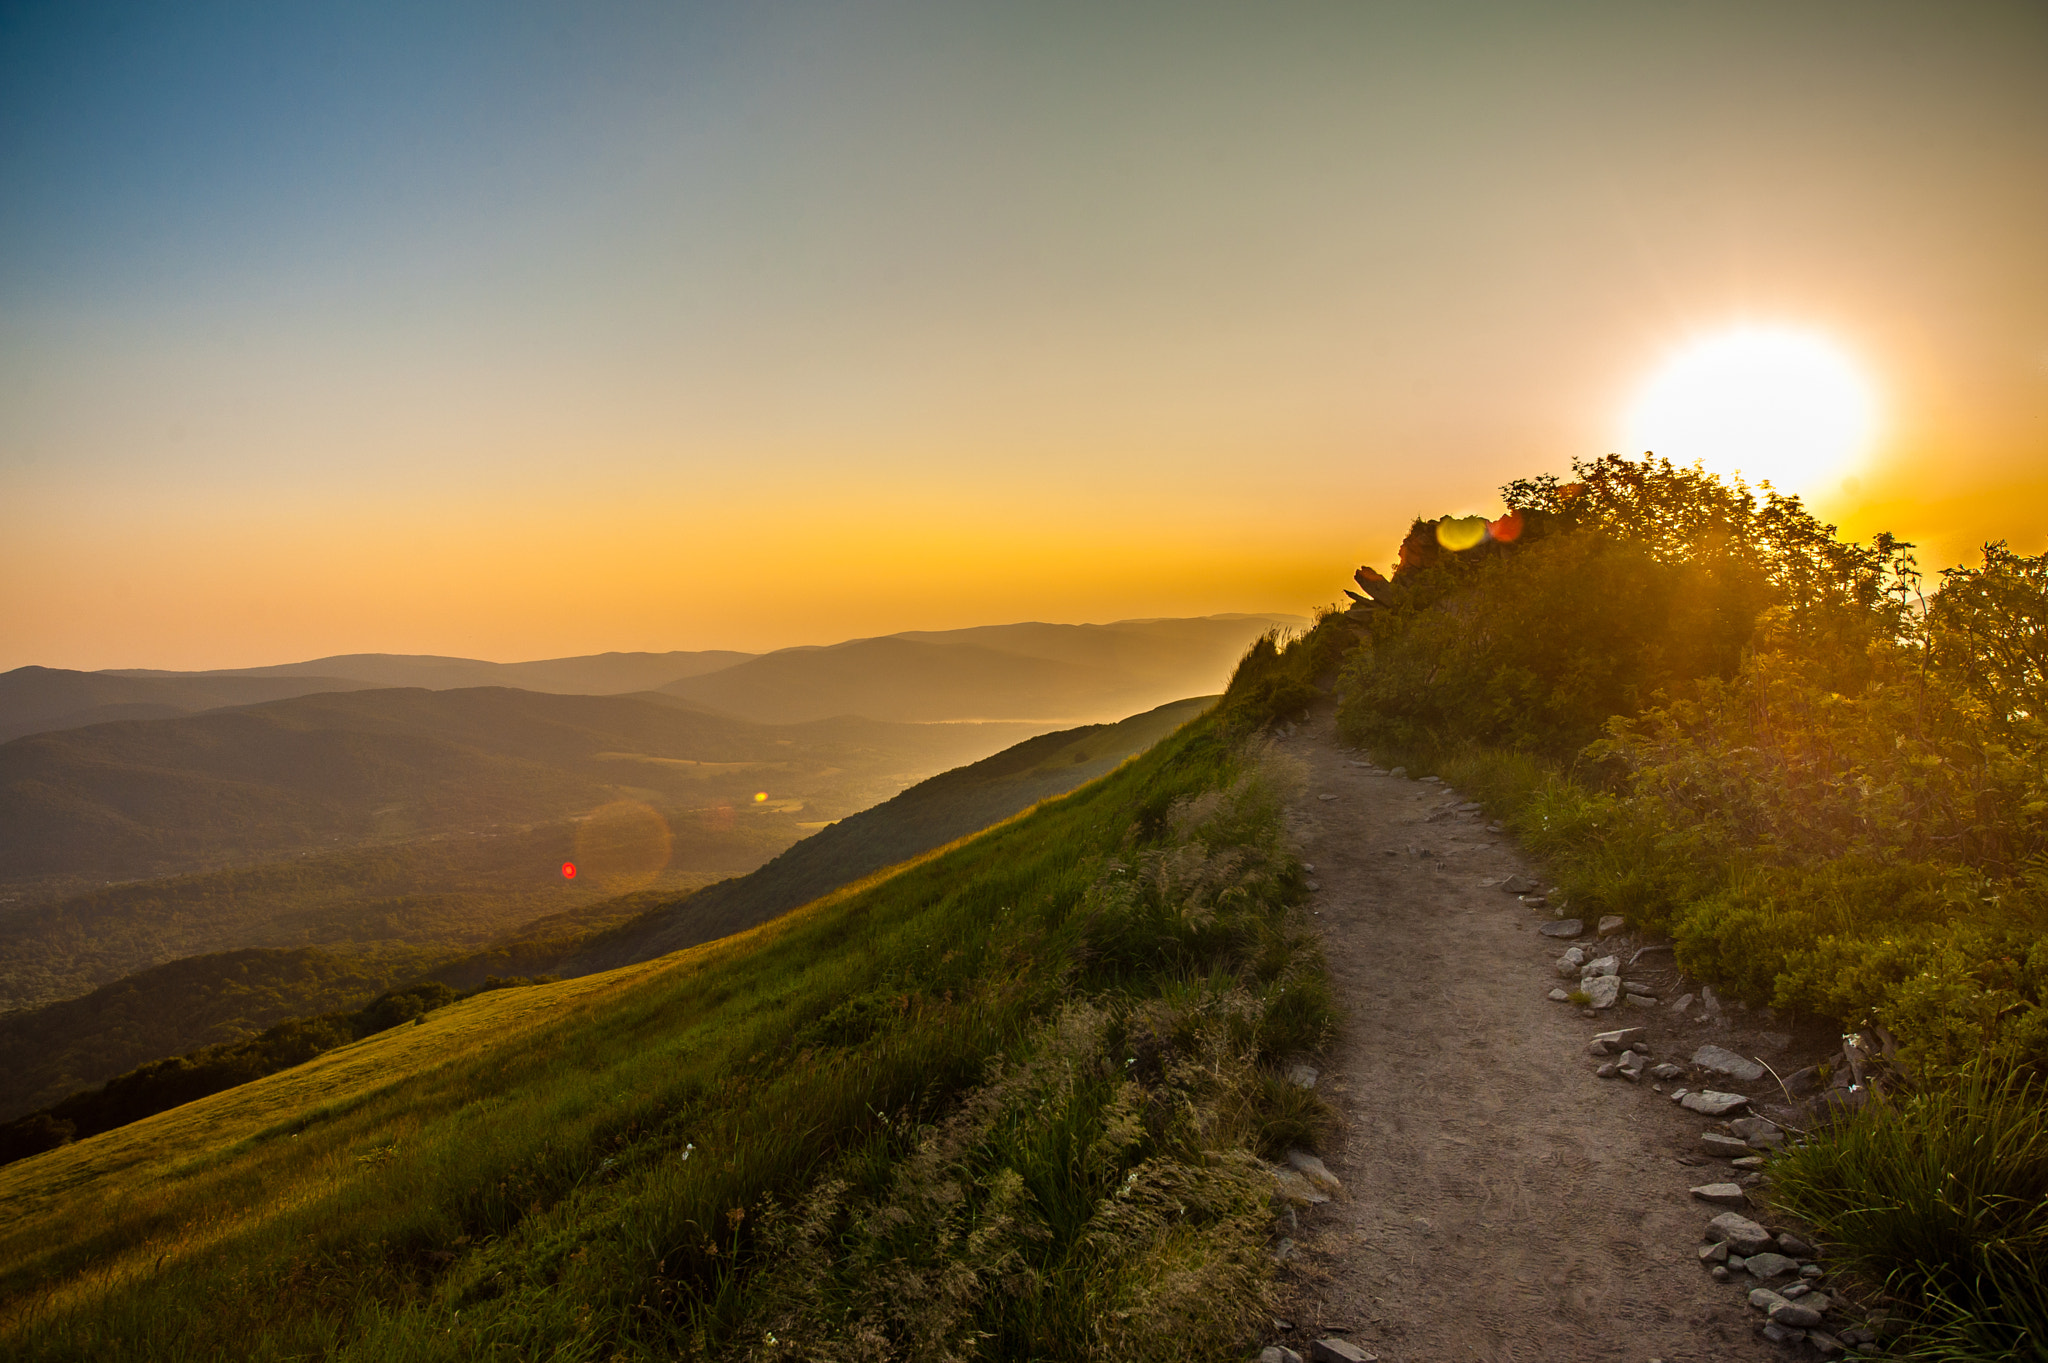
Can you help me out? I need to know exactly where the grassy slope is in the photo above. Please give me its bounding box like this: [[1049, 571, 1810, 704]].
[[0, 812, 785, 1015], [0, 947, 437, 1121], [1, 702, 1208, 1122], [567, 697, 1214, 972], [0, 686, 1328, 1361]]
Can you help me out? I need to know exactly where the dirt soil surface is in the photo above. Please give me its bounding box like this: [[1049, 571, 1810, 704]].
[[1272, 703, 1822, 1363]]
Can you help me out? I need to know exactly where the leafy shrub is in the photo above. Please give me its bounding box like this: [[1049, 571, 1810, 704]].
[[1338, 454, 1911, 759]]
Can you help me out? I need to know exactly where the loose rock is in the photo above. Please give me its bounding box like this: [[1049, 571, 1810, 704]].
[[1547, 987, 1570, 1002], [1537, 919, 1583, 939], [1692, 1044, 1766, 1084], [1499, 874, 1539, 894], [1706, 1211, 1776, 1256], [1269, 1167, 1330, 1206], [1741, 1252, 1798, 1280], [1554, 947, 1587, 976], [1261, 1349, 1305, 1363], [1597, 914, 1627, 937], [1690, 1183, 1747, 1207], [1651, 1062, 1683, 1081], [1749, 1287, 1793, 1315], [1286, 1063, 1319, 1089], [1583, 976, 1622, 1010], [1580, 955, 1620, 977], [1775, 1231, 1815, 1257], [1681, 1090, 1751, 1117], [1287, 1150, 1342, 1192], [1588, 1027, 1646, 1053], [1729, 1116, 1785, 1149], [1701, 1132, 1751, 1159], [1310, 1340, 1375, 1363], [1771, 1302, 1824, 1329]]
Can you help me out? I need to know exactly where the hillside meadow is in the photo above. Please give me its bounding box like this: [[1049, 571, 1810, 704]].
[[0, 668, 1335, 1362]]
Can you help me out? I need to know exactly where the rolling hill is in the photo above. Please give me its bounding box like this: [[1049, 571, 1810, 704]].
[[0, 666, 384, 743], [658, 614, 1300, 723], [0, 698, 1211, 1121], [565, 695, 1214, 972], [104, 648, 755, 695], [0, 689, 1053, 1015], [0, 686, 1047, 890]]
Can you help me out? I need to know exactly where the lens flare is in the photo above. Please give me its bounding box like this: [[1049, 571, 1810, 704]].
[[561, 861, 577, 879], [754, 791, 769, 803], [1435, 516, 1489, 552], [571, 800, 673, 894]]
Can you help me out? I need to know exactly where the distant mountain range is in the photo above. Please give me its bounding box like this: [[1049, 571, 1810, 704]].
[[0, 667, 386, 743], [4, 614, 1301, 741], [104, 649, 755, 696], [657, 617, 1295, 724]]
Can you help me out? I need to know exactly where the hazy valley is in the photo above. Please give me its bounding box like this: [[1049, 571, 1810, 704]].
[[0, 615, 1286, 1124]]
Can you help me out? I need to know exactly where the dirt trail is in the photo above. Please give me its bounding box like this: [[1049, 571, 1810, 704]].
[[1278, 706, 1780, 1363]]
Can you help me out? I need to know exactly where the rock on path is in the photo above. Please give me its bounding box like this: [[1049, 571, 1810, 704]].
[[1277, 704, 1774, 1361]]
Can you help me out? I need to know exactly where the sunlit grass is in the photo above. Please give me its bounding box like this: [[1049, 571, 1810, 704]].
[[0, 661, 1331, 1361]]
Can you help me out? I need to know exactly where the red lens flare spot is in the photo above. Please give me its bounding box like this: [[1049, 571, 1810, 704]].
[[1488, 510, 1524, 543], [561, 861, 577, 879]]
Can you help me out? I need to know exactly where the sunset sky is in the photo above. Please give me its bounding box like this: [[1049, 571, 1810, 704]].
[[4, 1, 2045, 671]]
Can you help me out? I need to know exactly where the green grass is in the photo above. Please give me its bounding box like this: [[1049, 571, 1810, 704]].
[[1769, 1066, 2048, 1361], [0, 687, 1331, 1361]]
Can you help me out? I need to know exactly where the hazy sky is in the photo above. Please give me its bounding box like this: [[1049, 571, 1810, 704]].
[[4, 1, 2044, 669]]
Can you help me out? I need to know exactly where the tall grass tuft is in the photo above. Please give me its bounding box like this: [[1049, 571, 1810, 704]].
[[1771, 1065, 2048, 1361]]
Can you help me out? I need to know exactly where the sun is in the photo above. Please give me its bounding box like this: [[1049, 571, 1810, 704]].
[[1622, 326, 1879, 497]]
